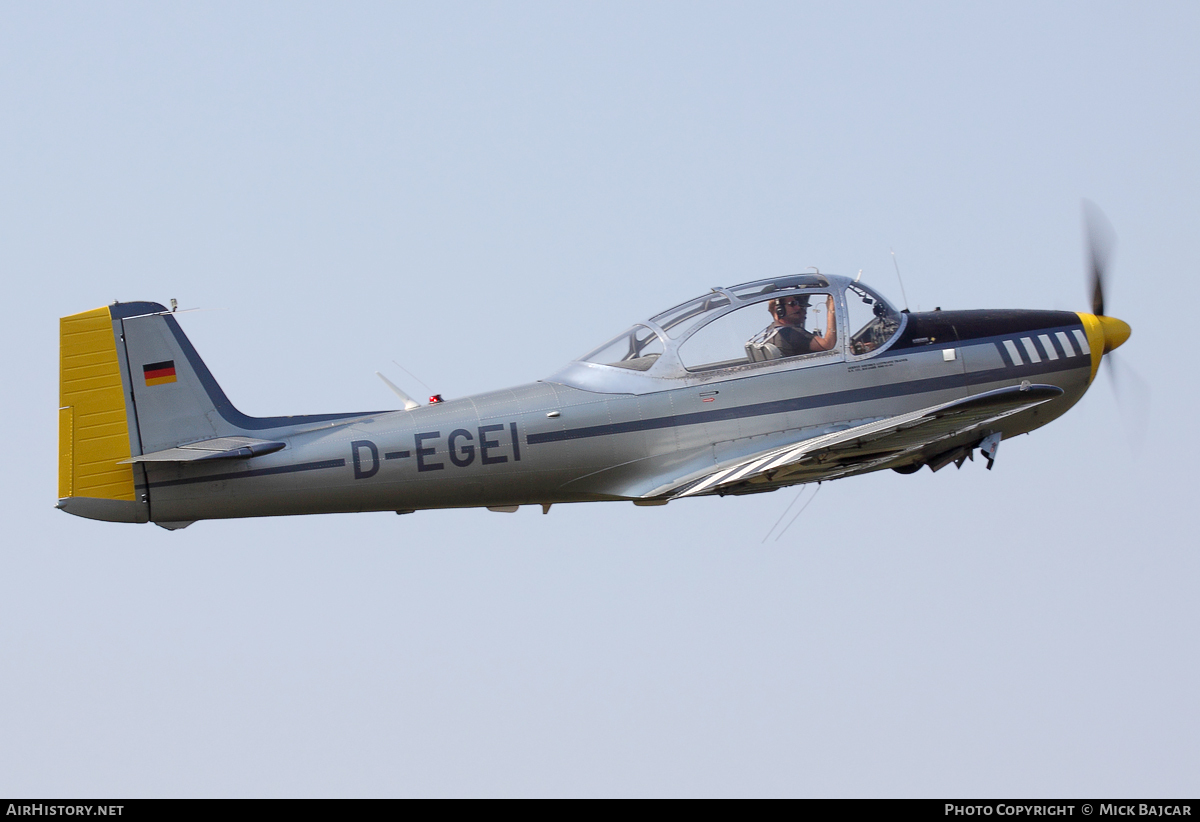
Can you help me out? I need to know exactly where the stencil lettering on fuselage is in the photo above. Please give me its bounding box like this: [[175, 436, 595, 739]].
[[352, 422, 522, 478], [351, 440, 380, 479]]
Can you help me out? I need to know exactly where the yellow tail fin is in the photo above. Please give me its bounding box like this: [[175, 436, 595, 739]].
[[58, 306, 137, 505]]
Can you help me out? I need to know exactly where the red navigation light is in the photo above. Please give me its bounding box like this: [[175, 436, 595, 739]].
[[428, 394, 444, 404]]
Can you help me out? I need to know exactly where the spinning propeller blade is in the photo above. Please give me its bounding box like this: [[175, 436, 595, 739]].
[[1081, 201, 1147, 450], [1083, 199, 1115, 317], [1079, 201, 1130, 357]]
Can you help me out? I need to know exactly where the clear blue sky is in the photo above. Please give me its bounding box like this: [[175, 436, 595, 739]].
[[2, 1, 1196, 797]]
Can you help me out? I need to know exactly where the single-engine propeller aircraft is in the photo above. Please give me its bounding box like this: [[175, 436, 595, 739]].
[[57, 226, 1130, 530]]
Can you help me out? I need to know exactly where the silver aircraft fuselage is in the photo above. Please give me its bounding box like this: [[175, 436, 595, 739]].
[[57, 273, 1128, 528]]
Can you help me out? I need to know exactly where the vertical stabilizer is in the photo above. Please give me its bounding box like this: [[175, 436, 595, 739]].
[[113, 302, 244, 454]]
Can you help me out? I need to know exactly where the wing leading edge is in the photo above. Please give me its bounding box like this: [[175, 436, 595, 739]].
[[652, 383, 1064, 500]]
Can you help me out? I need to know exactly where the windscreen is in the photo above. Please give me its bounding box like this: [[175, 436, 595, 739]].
[[580, 324, 665, 371], [844, 282, 902, 356]]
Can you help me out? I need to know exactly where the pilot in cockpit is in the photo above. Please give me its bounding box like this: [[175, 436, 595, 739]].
[[762, 293, 838, 357]]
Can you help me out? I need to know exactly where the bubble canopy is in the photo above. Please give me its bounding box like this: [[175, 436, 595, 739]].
[[547, 273, 904, 394]]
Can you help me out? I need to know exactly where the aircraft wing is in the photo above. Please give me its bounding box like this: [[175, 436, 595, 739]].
[[118, 436, 287, 464], [656, 383, 1063, 499]]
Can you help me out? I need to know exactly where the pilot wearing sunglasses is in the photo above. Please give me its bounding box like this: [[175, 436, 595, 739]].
[[763, 293, 838, 357]]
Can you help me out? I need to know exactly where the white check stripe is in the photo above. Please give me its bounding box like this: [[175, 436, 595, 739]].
[[723, 454, 778, 484], [683, 475, 725, 496], [1056, 331, 1077, 357], [1072, 328, 1090, 354], [1020, 337, 1042, 363], [1003, 339, 1024, 365], [763, 447, 805, 473], [1038, 334, 1058, 360]]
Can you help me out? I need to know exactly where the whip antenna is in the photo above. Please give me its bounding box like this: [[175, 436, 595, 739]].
[[391, 360, 433, 394], [776, 483, 822, 542], [890, 249, 910, 311]]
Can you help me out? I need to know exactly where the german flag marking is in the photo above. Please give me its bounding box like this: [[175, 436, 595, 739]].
[[143, 360, 177, 386]]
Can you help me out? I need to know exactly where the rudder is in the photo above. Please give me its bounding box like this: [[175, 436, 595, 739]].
[[58, 305, 147, 523]]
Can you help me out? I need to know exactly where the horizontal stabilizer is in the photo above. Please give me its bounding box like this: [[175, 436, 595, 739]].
[[119, 436, 286, 464]]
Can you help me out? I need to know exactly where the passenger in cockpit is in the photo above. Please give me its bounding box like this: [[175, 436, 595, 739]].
[[763, 294, 838, 357]]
